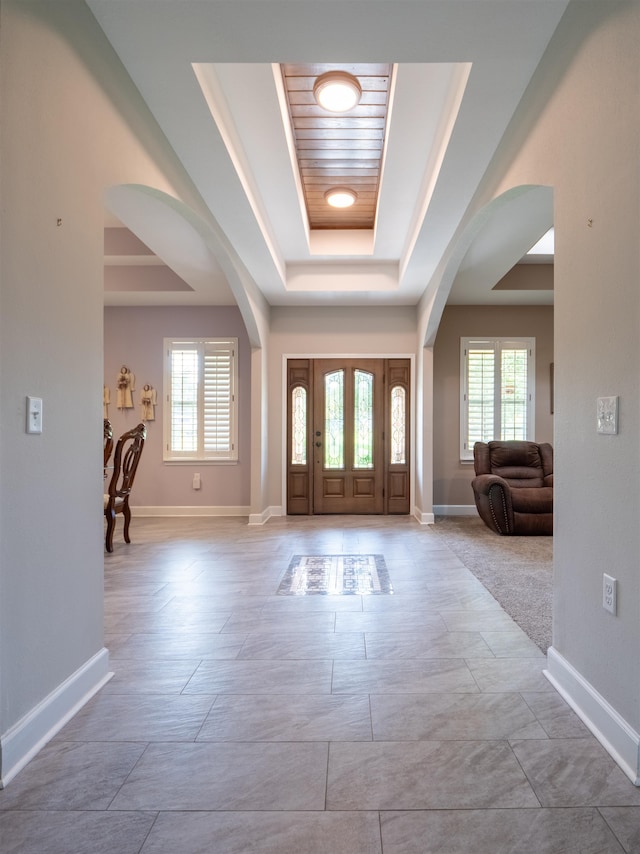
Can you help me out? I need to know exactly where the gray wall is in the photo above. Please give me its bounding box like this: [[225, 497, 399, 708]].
[[0, 1, 227, 783], [487, 1, 640, 750], [104, 306, 252, 510], [1, 1, 106, 753], [433, 304, 554, 508]]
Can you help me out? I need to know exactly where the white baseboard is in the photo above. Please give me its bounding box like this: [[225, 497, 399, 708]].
[[133, 505, 477, 522], [133, 505, 251, 517], [413, 507, 435, 525], [248, 506, 283, 526], [545, 646, 640, 786], [0, 648, 112, 788], [433, 505, 478, 516]]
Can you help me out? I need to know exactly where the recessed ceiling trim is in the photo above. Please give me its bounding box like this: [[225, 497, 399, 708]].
[[308, 229, 375, 256], [193, 62, 287, 285], [395, 62, 472, 280], [286, 261, 399, 292]]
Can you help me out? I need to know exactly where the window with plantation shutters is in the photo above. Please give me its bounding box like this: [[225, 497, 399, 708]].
[[460, 337, 534, 461], [164, 338, 238, 462]]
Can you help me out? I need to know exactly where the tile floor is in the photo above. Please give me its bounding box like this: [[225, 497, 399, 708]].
[[2, 515, 640, 853]]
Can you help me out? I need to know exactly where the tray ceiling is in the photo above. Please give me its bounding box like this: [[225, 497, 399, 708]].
[[87, 0, 565, 308], [281, 63, 392, 231]]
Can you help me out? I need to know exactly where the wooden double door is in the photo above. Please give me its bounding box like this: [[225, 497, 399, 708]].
[[287, 358, 410, 515]]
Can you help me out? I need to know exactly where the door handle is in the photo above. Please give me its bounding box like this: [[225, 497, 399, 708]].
[[315, 441, 322, 447]]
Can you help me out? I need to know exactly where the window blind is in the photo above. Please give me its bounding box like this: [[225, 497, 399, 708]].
[[461, 338, 534, 460], [165, 338, 237, 461], [203, 343, 233, 454]]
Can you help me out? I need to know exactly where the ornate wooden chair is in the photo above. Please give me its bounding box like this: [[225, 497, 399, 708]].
[[104, 423, 146, 552], [103, 419, 114, 470]]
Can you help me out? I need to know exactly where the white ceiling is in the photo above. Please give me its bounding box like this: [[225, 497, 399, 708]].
[[90, 0, 563, 309]]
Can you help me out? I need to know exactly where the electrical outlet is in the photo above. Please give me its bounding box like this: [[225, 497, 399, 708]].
[[603, 573, 617, 615]]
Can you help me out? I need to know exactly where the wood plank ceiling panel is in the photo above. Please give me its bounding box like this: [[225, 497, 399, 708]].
[[281, 63, 392, 230]]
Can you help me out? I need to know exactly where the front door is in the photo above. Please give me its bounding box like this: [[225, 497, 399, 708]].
[[313, 359, 384, 514], [286, 358, 410, 515]]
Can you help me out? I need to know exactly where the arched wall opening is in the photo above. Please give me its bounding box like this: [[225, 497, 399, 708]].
[[428, 184, 554, 515], [104, 183, 264, 348], [103, 183, 273, 517]]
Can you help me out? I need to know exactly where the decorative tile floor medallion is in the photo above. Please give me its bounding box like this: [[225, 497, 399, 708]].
[[278, 554, 392, 595]]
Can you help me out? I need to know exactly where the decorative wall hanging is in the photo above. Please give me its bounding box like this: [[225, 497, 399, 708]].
[[140, 383, 157, 421], [103, 385, 110, 419], [116, 365, 135, 409]]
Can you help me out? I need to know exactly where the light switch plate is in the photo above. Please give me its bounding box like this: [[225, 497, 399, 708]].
[[26, 396, 43, 434], [597, 396, 618, 434]]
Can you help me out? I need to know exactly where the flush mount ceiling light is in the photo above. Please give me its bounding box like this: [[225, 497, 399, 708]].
[[313, 71, 362, 113], [324, 187, 358, 208]]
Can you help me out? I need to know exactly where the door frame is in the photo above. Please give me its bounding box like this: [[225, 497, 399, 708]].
[[281, 353, 415, 515]]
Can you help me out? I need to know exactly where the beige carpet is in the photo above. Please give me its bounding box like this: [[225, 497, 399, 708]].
[[431, 515, 552, 653]]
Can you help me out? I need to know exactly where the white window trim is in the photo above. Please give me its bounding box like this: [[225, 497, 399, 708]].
[[460, 337, 535, 461], [163, 337, 238, 463]]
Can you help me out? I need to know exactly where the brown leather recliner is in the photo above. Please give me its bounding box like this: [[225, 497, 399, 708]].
[[471, 440, 553, 535]]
